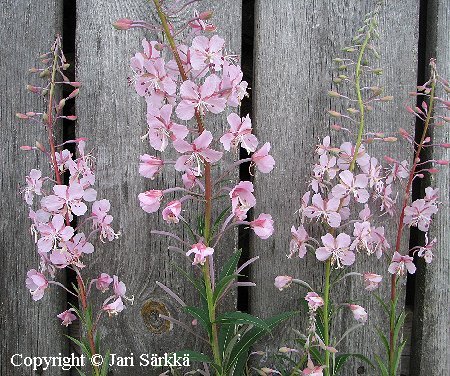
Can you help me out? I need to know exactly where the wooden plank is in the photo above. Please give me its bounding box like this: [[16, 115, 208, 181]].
[[0, 1, 66, 375], [250, 1, 418, 374], [411, 1, 450, 375], [75, 0, 241, 373]]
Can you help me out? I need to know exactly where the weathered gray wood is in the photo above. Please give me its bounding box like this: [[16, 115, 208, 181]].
[[0, 1, 66, 375], [75, 1, 241, 374], [250, 1, 418, 375], [411, 1, 450, 374]]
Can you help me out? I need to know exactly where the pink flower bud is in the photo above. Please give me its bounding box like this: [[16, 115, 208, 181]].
[[35, 141, 46, 152], [67, 89, 79, 99], [199, 11, 213, 20], [274, 276, 293, 291], [65, 115, 78, 121], [440, 143, 450, 148], [20, 145, 33, 151], [327, 110, 342, 118], [384, 156, 396, 163], [16, 113, 29, 119], [113, 18, 134, 30], [436, 159, 449, 165], [428, 168, 439, 174], [349, 304, 368, 323], [331, 124, 342, 131]]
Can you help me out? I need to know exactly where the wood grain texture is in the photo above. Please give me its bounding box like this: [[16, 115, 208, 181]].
[[250, 1, 418, 375], [75, 1, 241, 374], [411, 1, 450, 374], [0, 1, 66, 375]]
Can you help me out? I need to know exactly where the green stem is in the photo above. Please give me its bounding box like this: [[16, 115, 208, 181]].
[[323, 259, 332, 376]]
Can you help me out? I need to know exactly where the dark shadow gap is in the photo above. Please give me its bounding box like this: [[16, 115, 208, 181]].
[[237, 0, 255, 314], [62, 0, 79, 364]]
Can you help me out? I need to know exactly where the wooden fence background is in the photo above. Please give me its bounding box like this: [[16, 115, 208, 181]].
[[0, 0, 448, 375]]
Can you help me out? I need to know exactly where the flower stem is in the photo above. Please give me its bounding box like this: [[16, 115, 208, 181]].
[[323, 259, 332, 376]]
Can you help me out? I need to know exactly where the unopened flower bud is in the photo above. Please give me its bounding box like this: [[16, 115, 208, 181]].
[[440, 143, 450, 148], [380, 96, 393, 102], [29, 67, 39, 73], [428, 168, 439, 174], [42, 113, 48, 123], [26, 85, 40, 93], [384, 156, 396, 163], [327, 90, 341, 98], [347, 108, 359, 114], [383, 137, 397, 142], [68, 89, 79, 99], [327, 110, 342, 118], [26, 112, 36, 117], [39, 69, 50, 78], [338, 65, 347, 71], [65, 115, 78, 121], [199, 11, 213, 20], [370, 86, 383, 95], [58, 99, 66, 109], [16, 113, 28, 119], [62, 63, 70, 70], [41, 89, 48, 96], [435, 160, 449, 165], [70, 82, 82, 88], [416, 173, 424, 179], [333, 77, 342, 84], [331, 124, 342, 131], [20, 145, 33, 151], [113, 18, 134, 30], [372, 68, 383, 75]]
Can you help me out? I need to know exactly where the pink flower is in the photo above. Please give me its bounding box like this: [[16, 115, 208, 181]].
[[220, 61, 248, 107], [189, 35, 225, 71], [139, 154, 164, 179], [424, 187, 439, 204], [186, 242, 214, 265], [337, 142, 370, 169], [251, 143, 275, 173], [230, 181, 256, 218], [386, 159, 409, 184], [375, 184, 396, 216], [42, 183, 95, 216], [302, 365, 324, 376], [388, 252, 416, 275], [311, 154, 337, 193], [417, 234, 436, 263], [102, 297, 125, 316], [220, 113, 258, 153], [304, 193, 341, 228], [176, 75, 226, 120], [363, 273, 382, 291], [135, 58, 176, 99], [350, 221, 372, 253], [174, 130, 223, 175], [305, 292, 324, 311], [274, 276, 293, 291], [331, 170, 369, 203], [250, 213, 274, 239], [404, 199, 438, 232], [91, 200, 119, 242], [371, 226, 390, 259], [349, 304, 368, 323], [57, 309, 77, 326], [65, 232, 94, 256], [316, 233, 355, 267], [289, 225, 309, 258], [113, 275, 127, 298], [96, 273, 113, 292], [23, 169, 43, 205], [146, 104, 188, 151], [138, 190, 163, 213], [37, 215, 74, 253], [25, 269, 48, 301], [162, 200, 182, 223]]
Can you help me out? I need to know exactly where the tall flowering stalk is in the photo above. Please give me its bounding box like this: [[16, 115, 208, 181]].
[[272, 8, 447, 376], [115, 1, 293, 375], [18, 36, 131, 376]]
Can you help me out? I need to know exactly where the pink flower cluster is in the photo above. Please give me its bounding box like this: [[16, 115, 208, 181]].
[[132, 25, 275, 265]]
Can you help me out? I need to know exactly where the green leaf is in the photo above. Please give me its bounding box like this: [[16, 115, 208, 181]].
[[215, 312, 270, 332], [65, 335, 91, 358], [100, 351, 110, 376], [392, 339, 407, 374], [173, 350, 221, 373], [218, 322, 235, 355], [219, 249, 242, 281], [172, 264, 207, 302], [295, 338, 324, 365], [374, 354, 389, 376], [375, 328, 390, 356], [393, 311, 406, 347], [213, 274, 239, 303], [373, 294, 389, 316], [183, 306, 211, 338], [74, 367, 87, 376], [181, 220, 198, 243], [226, 311, 297, 375]]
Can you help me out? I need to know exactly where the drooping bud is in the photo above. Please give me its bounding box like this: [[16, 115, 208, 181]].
[[35, 141, 46, 152], [113, 18, 134, 30], [327, 110, 342, 118], [379, 96, 393, 102], [67, 89, 79, 99], [327, 90, 342, 98], [20, 145, 33, 151], [435, 160, 449, 165]]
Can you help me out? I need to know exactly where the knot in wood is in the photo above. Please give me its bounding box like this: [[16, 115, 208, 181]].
[[141, 300, 172, 334]]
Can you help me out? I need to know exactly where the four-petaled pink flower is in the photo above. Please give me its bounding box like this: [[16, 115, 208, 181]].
[[174, 130, 223, 175], [316, 233, 355, 268], [96, 273, 113, 292], [146, 104, 188, 152], [388, 251, 416, 275], [25, 269, 48, 301], [331, 170, 369, 203], [302, 364, 324, 376], [42, 183, 96, 216], [186, 242, 214, 265], [37, 214, 74, 253], [138, 190, 163, 213], [230, 181, 256, 219], [135, 58, 176, 100], [250, 213, 274, 239], [404, 198, 438, 232], [304, 193, 341, 228], [57, 309, 77, 326], [305, 292, 324, 311], [349, 304, 368, 323], [417, 234, 436, 263], [337, 142, 370, 170], [220, 61, 248, 107], [176, 75, 226, 120], [251, 143, 275, 173], [220, 113, 258, 153], [102, 297, 125, 316], [23, 169, 43, 205], [289, 225, 309, 258], [91, 199, 118, 242], [139, 154, 164, 179], [274, 276, 293, 291], [162, 200, 182, 223], [363, 273, 382, 291], [189, 35, 225, 72]]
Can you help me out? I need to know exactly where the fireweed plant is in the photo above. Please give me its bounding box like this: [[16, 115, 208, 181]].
[[18, 36, 131, 376], [273, 9, 450, 376], [114, 1, 294, 375]]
